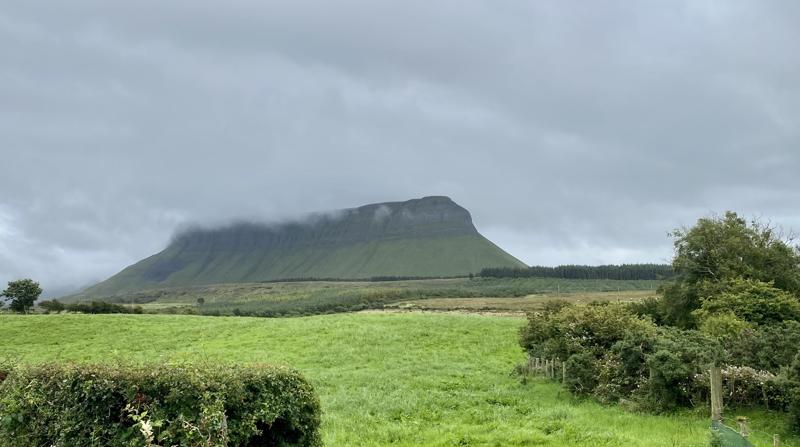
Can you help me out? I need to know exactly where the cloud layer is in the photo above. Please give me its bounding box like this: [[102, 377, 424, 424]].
[[1, 1, 799, 294]]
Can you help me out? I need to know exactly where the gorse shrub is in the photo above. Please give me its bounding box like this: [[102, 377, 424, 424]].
[[0, 362, 321, 447], [725, 321, 800, 372], [643, 328, 723, 411]]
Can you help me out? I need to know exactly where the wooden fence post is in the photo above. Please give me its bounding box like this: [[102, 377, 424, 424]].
[[562, 361, 566, 383], [773, 434, 781, 447], [736, 416, 749, 439], [710, 367, 723, 422]]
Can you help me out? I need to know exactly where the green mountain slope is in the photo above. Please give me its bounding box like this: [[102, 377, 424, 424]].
[[78, 196, 526, 297]]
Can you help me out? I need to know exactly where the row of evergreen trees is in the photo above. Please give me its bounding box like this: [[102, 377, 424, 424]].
[[480, 264, 674, 280]]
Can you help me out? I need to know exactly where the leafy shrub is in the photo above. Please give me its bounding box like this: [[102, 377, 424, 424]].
[[0, 362, 321, 447], [521, 303, 734, 412], [563, 352, 599, 395], [594, 331, 656, 404], [789, 387, 800, 433], [787, 354, 800, 431], [627, 296, 665, 325], [726, 321, 800, 372], [519, 303, 656, 361], [698, 312, 752, 341], [693, 278, 800, 326], [38, 299, 66, 313], [644, 328, 723, 411]]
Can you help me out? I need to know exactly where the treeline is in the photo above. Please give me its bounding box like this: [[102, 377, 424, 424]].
[[481, 264, 674, 280], [38, 299, 143, 314]]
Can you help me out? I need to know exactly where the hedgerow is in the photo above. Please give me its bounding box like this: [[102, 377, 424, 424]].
[[0, 362, 321, 447]]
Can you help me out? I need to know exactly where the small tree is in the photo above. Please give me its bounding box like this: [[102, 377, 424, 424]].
[[1, 279, 43, 314], [196, 297, 205, 306]]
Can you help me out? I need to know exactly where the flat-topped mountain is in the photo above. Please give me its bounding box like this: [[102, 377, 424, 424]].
[[78, 196, 526, 297]]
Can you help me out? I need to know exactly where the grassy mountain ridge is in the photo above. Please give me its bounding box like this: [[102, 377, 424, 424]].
[[77, 196, 526, 297]]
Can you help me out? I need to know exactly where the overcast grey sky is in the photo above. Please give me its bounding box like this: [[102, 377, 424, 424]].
[[1, 1, 799, 294]]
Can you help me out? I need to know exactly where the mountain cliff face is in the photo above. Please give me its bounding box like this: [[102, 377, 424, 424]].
[[79, 196, 526, 297]]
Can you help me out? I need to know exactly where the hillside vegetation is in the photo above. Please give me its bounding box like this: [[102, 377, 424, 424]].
[[4, 313, 794, 446], [77, 197, 526, 297]]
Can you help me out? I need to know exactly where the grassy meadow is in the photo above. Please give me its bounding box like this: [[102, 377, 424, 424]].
[[2, 312, 795, 446]]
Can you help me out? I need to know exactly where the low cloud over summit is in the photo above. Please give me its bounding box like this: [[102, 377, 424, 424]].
[[1, 1, 799, 293]]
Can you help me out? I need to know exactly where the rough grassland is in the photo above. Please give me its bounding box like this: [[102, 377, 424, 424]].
[[0, 313, 794, 446], [386, 290, 655, 313], [75, 277, 663, 316]]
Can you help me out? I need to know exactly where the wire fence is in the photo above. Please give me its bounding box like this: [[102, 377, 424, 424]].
[[712, 420, 756, 447]]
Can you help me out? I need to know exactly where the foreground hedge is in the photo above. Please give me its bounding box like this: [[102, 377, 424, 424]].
[[0, 362, 321, 447]]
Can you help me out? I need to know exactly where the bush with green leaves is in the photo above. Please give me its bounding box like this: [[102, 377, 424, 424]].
[[644, 328, 724, 411], [521, 303, 660, 401], [0, 362, 321, 447], [785, 354, 800, 432], [693, 278, 800, 327], [594, 330, 656, 404], [519, 302, 656, 361], [562, 352, 600, 396], [725, 321, 800, 373], [38, 299, 66, 313], [521, 303, 731, 411], [697, 312, 752, 341]]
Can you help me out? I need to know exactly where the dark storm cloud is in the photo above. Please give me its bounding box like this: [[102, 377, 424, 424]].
[[1, 1, 799, 293]]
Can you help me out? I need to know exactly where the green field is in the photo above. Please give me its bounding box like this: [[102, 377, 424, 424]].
[[2, 313, 794, 446], [72, 277, 664, 317]]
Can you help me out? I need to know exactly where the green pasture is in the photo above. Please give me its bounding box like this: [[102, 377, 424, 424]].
[[0, 313, 794, 446]]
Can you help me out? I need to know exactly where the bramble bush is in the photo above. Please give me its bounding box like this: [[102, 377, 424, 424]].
[[0, 362, 321, 447]]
